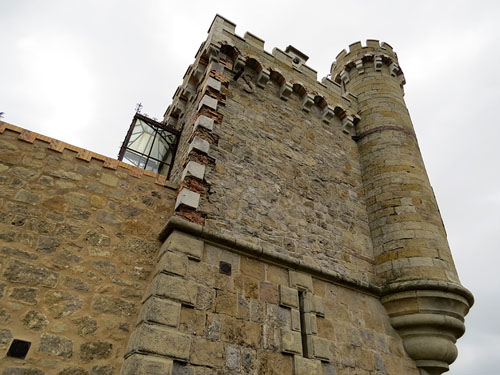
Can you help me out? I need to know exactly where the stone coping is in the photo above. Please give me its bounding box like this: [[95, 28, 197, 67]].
[[0, 121, 179, 189]]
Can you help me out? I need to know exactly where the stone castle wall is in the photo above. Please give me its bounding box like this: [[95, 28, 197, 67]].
[[0, 124, 177, 374], [122, 228, 419, 375], [0, 14, 472, 375]]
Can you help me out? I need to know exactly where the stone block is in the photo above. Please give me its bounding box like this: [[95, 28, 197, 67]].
[[226, 345, 241, 370], [155, 251, 188, 277], [188, 136, 210, 155], [289, 271, 313, 292], [291, 308, 301, 331], [23, 310, 49, 331], [203, 77, 222, 92], [240, 256, 265, 280], [303, 313, 318, 335], [256, 69, 270, 88], [215, 290, 237, 315], [310, 336, 333, 361], [279, 82, 293, 100], [121, 353, 173, 375], [2, 369, 45, 375], [221, 316, 261, 348], [243, 31, 265, 49], [100, 174, 118, 187], [279, 285, 299, 308], [125, 323, 191, 361], [194, 115, 214, 131], [181, 161, 206, 181], [80, 341, 112, 362], [179, 306, 206, 335], [162, 230, 204, 260], [198, 95, 218, 111], [190, 337, 224, 367], [175, 189, 200, 210], [3, 259, 58, 287], [321, 105, 335, 124], [138, 296, 181, 327], [92, 295, 136, 317], [147, 273, 198, 307], [301, 94, 314, 112], [294, 356, 323, 375], [313, 295, 325, 317], [0, 328, 12, 349], [281, 329, 302, 354], [38, 333, 73, 358]]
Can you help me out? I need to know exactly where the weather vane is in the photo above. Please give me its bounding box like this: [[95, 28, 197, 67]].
[[135, 103, 143, 113]]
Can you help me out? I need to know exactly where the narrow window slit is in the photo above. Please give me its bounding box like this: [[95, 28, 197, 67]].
[[298, 290, 309, 357]]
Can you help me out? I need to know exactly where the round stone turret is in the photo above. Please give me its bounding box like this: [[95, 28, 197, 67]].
[[331, 40, 473, 375]]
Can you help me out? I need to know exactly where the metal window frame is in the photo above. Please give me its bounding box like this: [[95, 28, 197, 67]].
[[118, 113, 180, 179]]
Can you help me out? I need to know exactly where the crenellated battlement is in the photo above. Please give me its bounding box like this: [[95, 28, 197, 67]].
[[163, 15, 361, 138], [331, 39, 406, 89]]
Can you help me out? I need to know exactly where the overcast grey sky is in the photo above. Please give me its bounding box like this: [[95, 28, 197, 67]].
[[1, 1, 499, 374]]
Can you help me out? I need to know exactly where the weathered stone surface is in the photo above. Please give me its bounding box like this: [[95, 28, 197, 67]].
[[9, 287, 38, 304], [2, 369, 45, 375], [190, 337, 224, 367], [0, 306, 10, 323], [258, 351, 293, 375], [226, 345, 240, 371], [57, 368, 89, 375], [221, 315, 261, 348], [138, 296, 181, 327], [90, 366, 113, 375], [80, 341, 113, 362], [155, 251, 187, 277], [3, 259, 58, 287], [100, 174, 118, 187], [93, 260, 116, 275], [72, 316, 98, 336], [279, 285, 298, 308], [63, 276, 90, 291], [0, 328, 13, 349], [179, 307, 206, 335], [39, 333, 73, 358], [294, 356, 322, 375], [23, 310, 49, 331], [14, 190, 40, 204], [124, 238, 158, 255], [44, 290, 84, 318], [37, 236, 62, 253], [92, 295, 136, 317], [83, 231, 111, 247], [147, 273, 198, 306], [280, 329, 302, 354], [125, 323, 191, 360], [121, 354, 172, 375], [215, 290, 236, 315], [289, 271, 313, 292], [311, 335, 333, 361], [162, 231, 203, 260]]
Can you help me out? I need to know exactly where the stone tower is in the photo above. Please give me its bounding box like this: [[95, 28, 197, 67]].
[[330, 43, 473, 375], [0, 14, 472, 375]]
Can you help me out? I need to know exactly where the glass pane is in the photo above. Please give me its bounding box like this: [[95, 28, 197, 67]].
[[127, 119, 156, 155], [123, 150, 147, 169], [145, 158, 160, 172]]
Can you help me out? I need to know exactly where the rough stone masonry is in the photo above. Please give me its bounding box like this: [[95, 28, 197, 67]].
[[0, 14, 472, 375]]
